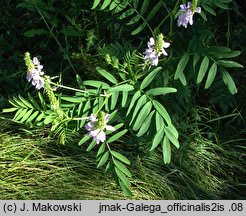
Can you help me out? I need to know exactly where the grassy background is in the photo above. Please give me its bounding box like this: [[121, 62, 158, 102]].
[[1, 119, 245, 200]]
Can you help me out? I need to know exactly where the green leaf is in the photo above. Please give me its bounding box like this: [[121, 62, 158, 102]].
[[131, 23, 146, 35], [150, 127, 164, 151], [107, 129, 128, 143], [61, 96, 85, 103], [215, 2, 229, 10], [83, 80, 110, 89], [101, 0, 111, 10], [222, 69, 237, 94], [197, 56, 210, 84], [146, 1, 162, 21], [199, 11, 208, 21], [130, 95, 147, 125], [218, 50, 241, 59], [19, 96, 33, 109], [13, 109, 24, 121], [15, 109, 28, 121], [12, 97, 25, 108], [136, 110, 155, 137], [140, 67, 162, 90], [110, 92, 119, 110], [108, 84, 134, 93], [132, 101, 152, 131], [91, 0, 101, 9], [119, 8, 135, 19], [193, 53, 200, 70], [146, 87, 177, 96], [205, 63, 217, 89], [217, 60, 244, 68], [44, 114, 54, 124], [164, 126, 179, 148], [86, 140, 97, 151], [155, 112, 164, 132], [96, 67, 118, 84], [115, 167, 131, 186], [162, 135, 171, 164], [114, 160, 132, 177], [23, 29, 47, 37], [28, 93, 41, 110], [38, 92, 46, 111], [119, 180, 132, 197], [127, 14, 141, 25], [174, 54, 189, 81], [78, 135, 91, 146], [121, 91, 128, 107], [35, 112, 45, 122], [152, 100, 171, 125], [126, 91, 141, 116], [97, 151, 110, 168], [97, 142, 106, 157], [20, 109, 33, 123], [26, 110, 39, 123], [140, 0, 150, 14], [202, 4, 216, 16], [111, 150, 131, 165], [2, 107, 18, 113]]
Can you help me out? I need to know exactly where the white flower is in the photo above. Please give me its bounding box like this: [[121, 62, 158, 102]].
[[26, 57, 45, 90], [85, 113, 115, 144], [144, 34, 170, 66], [177, 1, 201, 28]]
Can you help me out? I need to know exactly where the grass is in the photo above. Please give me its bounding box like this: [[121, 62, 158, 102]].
[[0, 119, 245, 199]]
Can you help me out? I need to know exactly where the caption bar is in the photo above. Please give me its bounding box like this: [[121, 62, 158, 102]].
[[0, 200, 245, 216]]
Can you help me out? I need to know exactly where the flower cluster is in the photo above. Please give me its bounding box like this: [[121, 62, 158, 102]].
[[85, 112, 115, 144], [25, 52, 45, 90], [144, 33, 170, 66], [177, 1, 201, 28]]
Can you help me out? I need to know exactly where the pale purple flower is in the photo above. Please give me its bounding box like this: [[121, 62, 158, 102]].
[[85, 113, 115, 144], [144, 35, 170, 66], [26, 57, 45, 89], [177, 2, 201, 28]]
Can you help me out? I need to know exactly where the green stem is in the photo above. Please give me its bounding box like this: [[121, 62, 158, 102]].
[[95, 94, 112, 115], [157, 0, 180, 31], [50, 82, 89, 94]]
